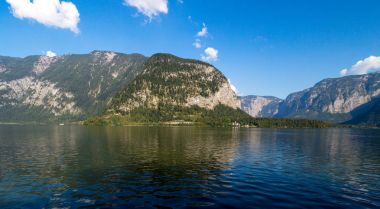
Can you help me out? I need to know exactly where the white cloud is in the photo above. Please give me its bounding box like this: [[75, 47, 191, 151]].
[[193, 39, 201, 49], [340, 69, 349, 76], [228, 79, 238, 94], [197, 23, 208, 37], [201, 47, 218, 62], [6, 0, 80, 33], [124, 0, 168, 19], [45, 50, 57, 57], [340, 56, 380, 76]]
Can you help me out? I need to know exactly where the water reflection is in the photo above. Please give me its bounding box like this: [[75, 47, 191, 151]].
[[0, 126, 379, 209], [0, 126, 241, 208]]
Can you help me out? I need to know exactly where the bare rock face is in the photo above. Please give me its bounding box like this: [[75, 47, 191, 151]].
[[0, 77, 81, 116], [33, 56, 57, 74], [91, 51, 117, 64], [276, 72, 380, 122], [240, 73, 380, 122], [187, 82, 241, 109], [240, 95, 282, 117], [111, 53, 240, 113]]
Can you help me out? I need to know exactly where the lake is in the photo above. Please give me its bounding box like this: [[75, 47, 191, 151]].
[[0, 125, 379, 208]]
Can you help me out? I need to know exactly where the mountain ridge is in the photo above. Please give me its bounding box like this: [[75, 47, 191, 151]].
[[276, 72, 380, 122], [239, 72, 380, 126], [1, 50, 378, 127], [0, 51, 147, 121]]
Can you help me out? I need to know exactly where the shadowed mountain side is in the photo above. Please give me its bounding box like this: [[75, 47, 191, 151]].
[[344, 98, 380, 127]]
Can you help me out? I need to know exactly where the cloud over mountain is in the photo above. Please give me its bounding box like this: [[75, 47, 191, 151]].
[[6, 0, 80, 33], [202, 47, 218, 62], [45, 50, 57, 57], [340, 56, 380, 76]]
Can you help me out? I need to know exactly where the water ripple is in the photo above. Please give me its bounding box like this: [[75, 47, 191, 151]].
[[0, 126, 379, 208]]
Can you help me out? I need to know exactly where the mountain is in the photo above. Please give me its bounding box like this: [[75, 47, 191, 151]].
[[345, 98, 380, 127], [240, 95, 282, 117], [275, 72, 380, 122], [95, 54, 328, 128], [0, 51, 146, 122], [87, 53, 252, 126], [110, 53, 240, 113], [0, 51, 330, 128], [0, 52, 241, 123], [238, 72, 380, 125]]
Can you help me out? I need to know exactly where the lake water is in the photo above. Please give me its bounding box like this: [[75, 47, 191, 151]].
[[0, 125, 379, 209]]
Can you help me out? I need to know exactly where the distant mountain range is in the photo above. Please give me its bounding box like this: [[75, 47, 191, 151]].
[[241, 72, 380, 126], [85, 53, 327, 128], [0, 51, 378, 126]]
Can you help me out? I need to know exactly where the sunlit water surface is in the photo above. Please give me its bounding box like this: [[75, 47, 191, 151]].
[[0, 125, 379, 208]]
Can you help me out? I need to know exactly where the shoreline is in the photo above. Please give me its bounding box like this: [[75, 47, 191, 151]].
[[0, 121, 378, 129]]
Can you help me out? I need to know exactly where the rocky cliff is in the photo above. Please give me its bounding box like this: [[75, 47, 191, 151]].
[[276, 72, 380, 122], [240, 95, 282, 117]]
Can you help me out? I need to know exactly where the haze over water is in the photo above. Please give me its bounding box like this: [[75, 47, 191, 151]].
[[0, 125, 379, 208]]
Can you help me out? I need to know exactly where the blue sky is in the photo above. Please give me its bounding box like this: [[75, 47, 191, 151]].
[[1, 0, 380, 98]]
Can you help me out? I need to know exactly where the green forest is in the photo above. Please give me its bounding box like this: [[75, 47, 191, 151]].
[[84, 104, 331, 128]]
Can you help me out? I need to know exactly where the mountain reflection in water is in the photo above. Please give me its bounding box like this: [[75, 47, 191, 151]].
[[0, 126, 379, 208]]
